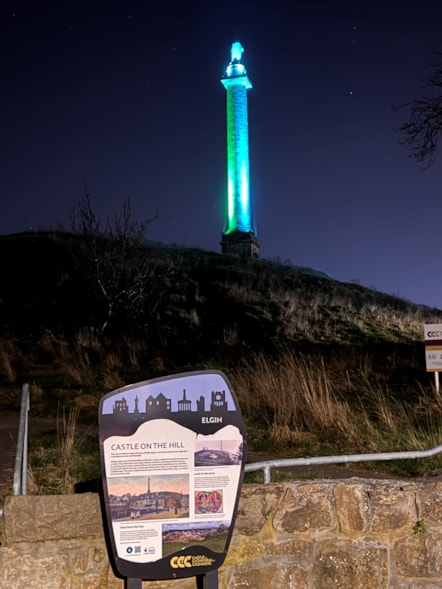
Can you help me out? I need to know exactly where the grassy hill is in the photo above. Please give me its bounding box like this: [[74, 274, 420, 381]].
[[1, 230, 439, 345], [2, 230, 442, 490]]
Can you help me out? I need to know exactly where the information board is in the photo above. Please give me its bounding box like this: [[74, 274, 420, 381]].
[[424, 324, 442, 371], [98, 370, 246, 581]]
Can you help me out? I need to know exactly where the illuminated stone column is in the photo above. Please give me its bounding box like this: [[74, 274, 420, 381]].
[[220, 41, 259, 258]]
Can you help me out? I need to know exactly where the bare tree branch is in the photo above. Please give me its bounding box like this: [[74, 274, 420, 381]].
[[68, 191, 167, 335], [395, 53, 442, 169]]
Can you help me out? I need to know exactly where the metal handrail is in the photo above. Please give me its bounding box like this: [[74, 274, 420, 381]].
[[245, 444, 442, 484], [12, 383, 29, 495]]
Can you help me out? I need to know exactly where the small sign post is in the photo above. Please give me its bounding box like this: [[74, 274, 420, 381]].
[[98, 370, 246, 588], [424, 324, 442, 392]]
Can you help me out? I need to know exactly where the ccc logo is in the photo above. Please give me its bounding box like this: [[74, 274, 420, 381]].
[[170, 555, 192, 569]]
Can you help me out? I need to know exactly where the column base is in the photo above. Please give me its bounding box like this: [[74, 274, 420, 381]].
[[220, 231, 259, 258]]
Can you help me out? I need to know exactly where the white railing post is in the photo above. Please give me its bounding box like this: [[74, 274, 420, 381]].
[[12, 383, 30, 495]]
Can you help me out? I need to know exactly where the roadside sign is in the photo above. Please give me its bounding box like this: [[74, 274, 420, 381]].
[[424, 324, 442, 371], [98, 370, 246, 584], [425, 346, 442, 372]]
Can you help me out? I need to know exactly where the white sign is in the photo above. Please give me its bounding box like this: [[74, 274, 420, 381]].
[[424, 324, 442, 372], [424, 324, 442, 343], [425, 346, 442, 372]]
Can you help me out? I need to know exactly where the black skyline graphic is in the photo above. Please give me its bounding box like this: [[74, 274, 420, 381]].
[[100, 388, 241, 438], [112, 389, 230, 417]]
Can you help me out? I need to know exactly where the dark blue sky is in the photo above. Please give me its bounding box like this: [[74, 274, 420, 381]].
[[2, 0, 442, 308]]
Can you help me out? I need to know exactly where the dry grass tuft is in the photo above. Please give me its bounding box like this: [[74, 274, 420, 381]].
[[231, 350, 442, 469], [29, 406, 98, 494], [233, 352, 358, 444]]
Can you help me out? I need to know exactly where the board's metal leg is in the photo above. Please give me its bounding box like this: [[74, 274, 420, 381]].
[[197, 570, 219, 589], [126, 578, 142, 589]]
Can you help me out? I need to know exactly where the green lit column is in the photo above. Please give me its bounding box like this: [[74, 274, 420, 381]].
[[220, 41, 259, 258]]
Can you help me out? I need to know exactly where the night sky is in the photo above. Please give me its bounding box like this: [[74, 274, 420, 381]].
[[2, 1, 442, 308]]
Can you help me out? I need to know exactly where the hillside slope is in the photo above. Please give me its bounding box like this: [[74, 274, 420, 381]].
[[1, 231, 440, 355], [3, 232, 442, 479]]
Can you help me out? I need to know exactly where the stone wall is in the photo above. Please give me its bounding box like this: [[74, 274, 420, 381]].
[[2, 479, 442, 588]]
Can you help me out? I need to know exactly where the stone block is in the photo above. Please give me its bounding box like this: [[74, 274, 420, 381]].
[[69, 540, 109, 577], [418, 482, 442, 525], [235, 483, 283, 536], [222, 557, 309, 588], [273, 482, 335, 534], [334, 481, 368, 534], [394, 531, 442, 577], [367, 482, 416, 534], [2, 494, 103, 544], [263, 536, 311, 558], [0, 544, 70, 588], [313, 540, 388, 589]]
